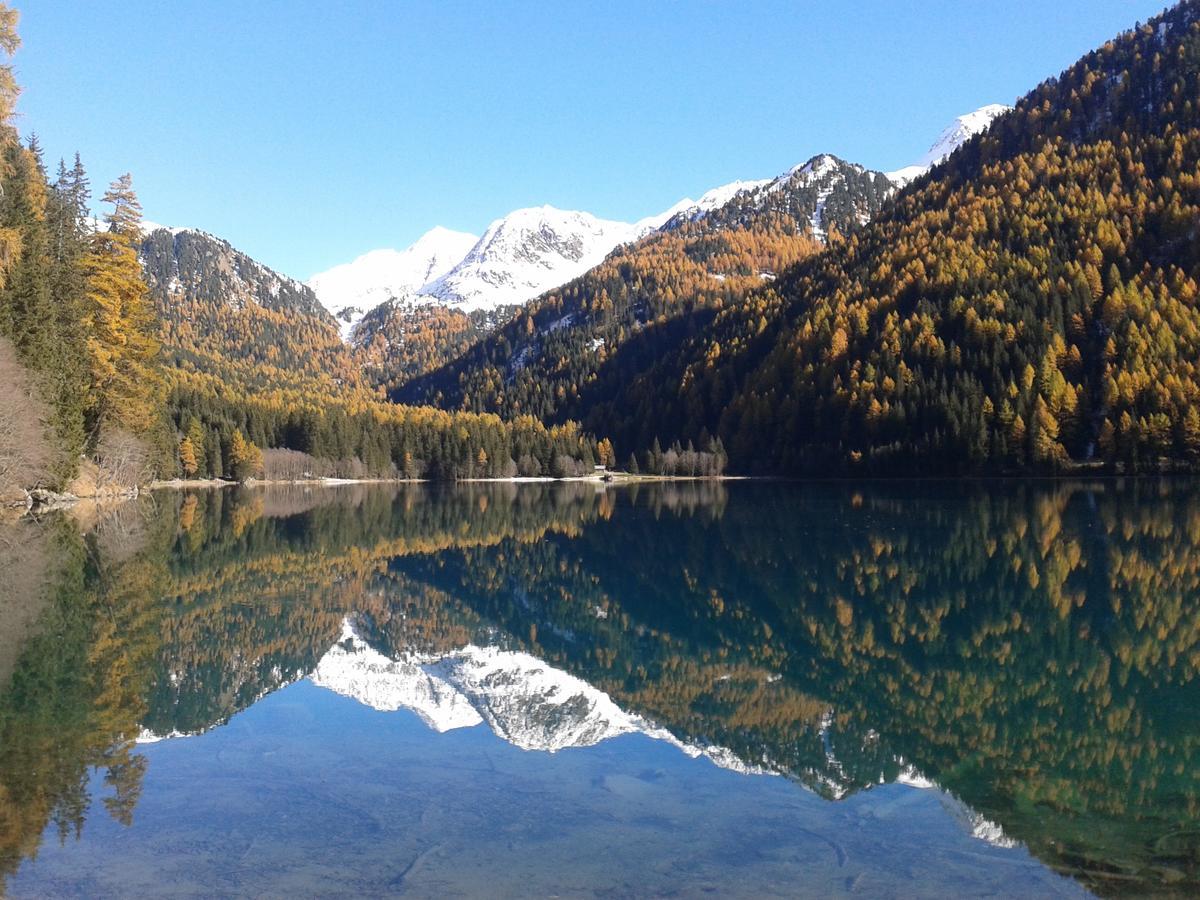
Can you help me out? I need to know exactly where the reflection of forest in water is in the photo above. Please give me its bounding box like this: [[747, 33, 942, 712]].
[[1, 479, 1198, 896]]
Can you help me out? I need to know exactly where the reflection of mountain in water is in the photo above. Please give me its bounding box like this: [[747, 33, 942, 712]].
[[312, 617, 769, 772], [1, 480, 1198, 896], [310, 617, 1018, 850]]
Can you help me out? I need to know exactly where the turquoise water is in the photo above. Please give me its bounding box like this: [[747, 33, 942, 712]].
[[0, 481, 1196, 897]]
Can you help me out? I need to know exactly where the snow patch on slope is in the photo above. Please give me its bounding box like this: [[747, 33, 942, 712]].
[[656, 177, 774, 226]]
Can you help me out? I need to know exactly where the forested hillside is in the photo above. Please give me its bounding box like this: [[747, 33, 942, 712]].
[[135, 217, 607, 480], [564, 2, 1200, 474], [398, 218, 821, 425], [353, 300, 518, 389]]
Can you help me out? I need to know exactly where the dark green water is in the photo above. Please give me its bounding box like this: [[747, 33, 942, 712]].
[[0, 480, 1196, 897]]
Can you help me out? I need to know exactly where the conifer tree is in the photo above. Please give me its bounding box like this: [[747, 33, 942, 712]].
[[207, 427, 223, 478], [0, 4, 18, 126], [228, 428, 262, 481], [185, 417, 209, 478], [84, 174, 162, 436], [178, 435, 198, 477]]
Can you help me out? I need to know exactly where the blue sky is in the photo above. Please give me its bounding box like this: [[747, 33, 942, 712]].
[[15, 0, 1167, 280]]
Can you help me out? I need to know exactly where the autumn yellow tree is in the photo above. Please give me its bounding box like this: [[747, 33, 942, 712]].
[[84, 174, 162, 436], [0, 4, 21, 279], [596, 438, 615, 468], [228, 428, 262, 481], [178, 436, 198, 477]]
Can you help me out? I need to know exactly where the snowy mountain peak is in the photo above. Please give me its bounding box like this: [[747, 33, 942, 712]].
[[918, 104, 1012, 169], [658, 151, 890, 241], [311, 620, 485, 732], [306, 227, 478, 339], [652, 177, 773, 229], [417, 206, 639, 312], [311, 618, 644, 749], [887, 103, 1012, 184]]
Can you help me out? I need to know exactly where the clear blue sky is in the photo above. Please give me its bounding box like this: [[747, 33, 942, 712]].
[[14, 0, 1168, 280]]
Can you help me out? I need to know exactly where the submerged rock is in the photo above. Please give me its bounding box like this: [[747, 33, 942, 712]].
[[29, 488, 79, 508]]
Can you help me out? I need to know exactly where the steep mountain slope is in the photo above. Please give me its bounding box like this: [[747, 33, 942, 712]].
[[306, 226, 477, 339], [141, 226, 332, 322], [139, 225, 367, 390], [351, 299, 512, 388], [572, 3, 1200, 474]]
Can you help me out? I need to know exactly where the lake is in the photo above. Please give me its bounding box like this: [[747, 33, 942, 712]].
[[0, 480, 1196, 897]]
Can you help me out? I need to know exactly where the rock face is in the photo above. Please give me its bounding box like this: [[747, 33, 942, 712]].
[[0, 457, 142, 514], [661, 153, 896, 240], [0, 487, 32, 510], [139, 226, 333, 323], [28, 488, 81, 509]]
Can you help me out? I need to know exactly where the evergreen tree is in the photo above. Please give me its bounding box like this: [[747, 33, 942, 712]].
[[228, 428, 262, 481], [84, 174, 163, 436], [178, 436, 198, 477], [185, 417, 209, 478]]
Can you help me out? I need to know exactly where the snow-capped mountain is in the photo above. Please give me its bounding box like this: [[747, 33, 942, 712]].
[[886, 103, 1012, 184], [306, 208, 644, 336], [662, 153, 895, 240], [661, 105, 1010, 238], [640, 179, 773, 230], [306, 226, 478, 340], [306, 105, 1009, 344], [417, 206, 641, 313]]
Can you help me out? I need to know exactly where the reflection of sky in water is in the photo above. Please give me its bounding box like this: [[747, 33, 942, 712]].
[[12, 680, 1085, 898]]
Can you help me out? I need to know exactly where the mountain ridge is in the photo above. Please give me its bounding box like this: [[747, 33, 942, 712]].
[[306, 105, 1006, 347]]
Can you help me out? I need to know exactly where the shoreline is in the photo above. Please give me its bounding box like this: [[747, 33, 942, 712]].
[[147, 473, 746, 491], [14, 468, 1185, 514]]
